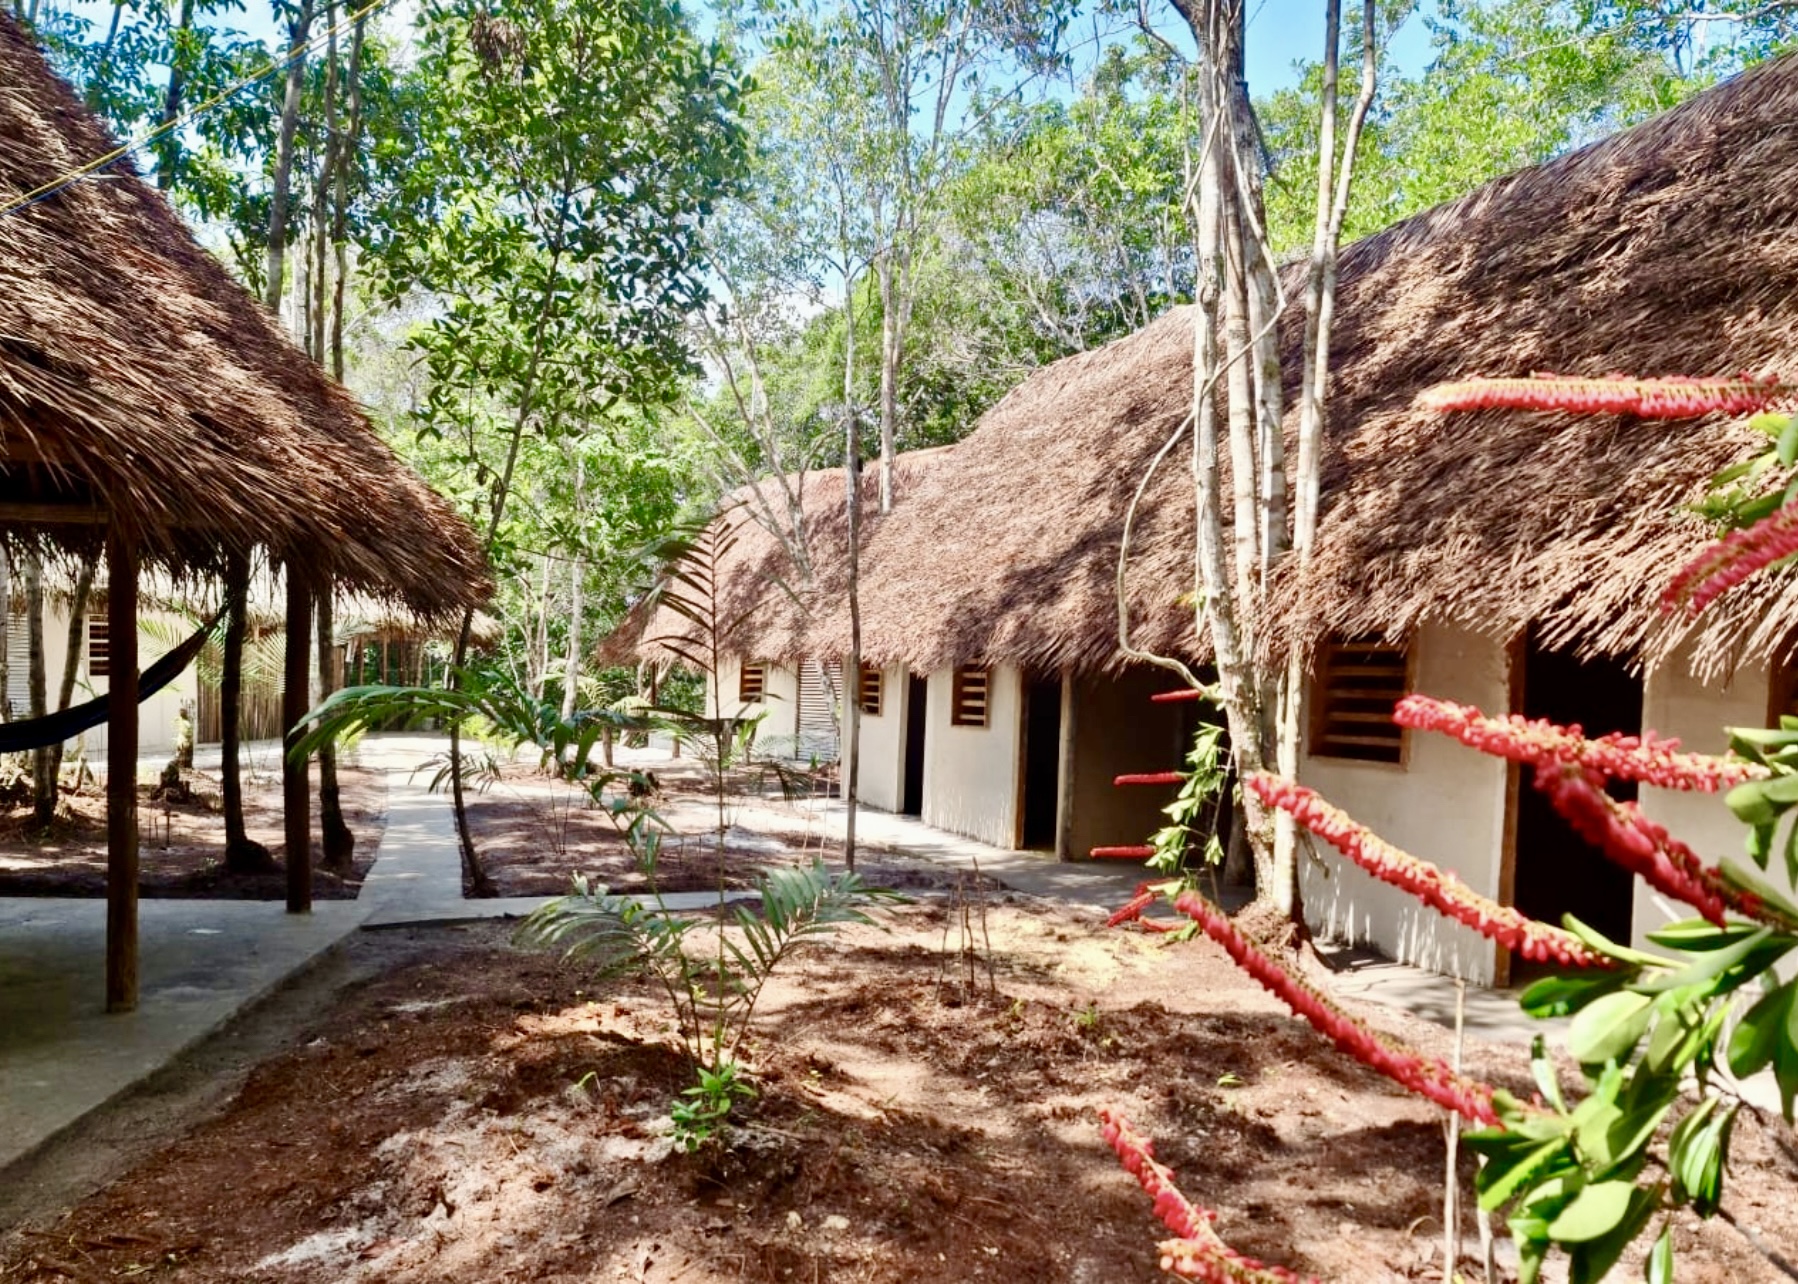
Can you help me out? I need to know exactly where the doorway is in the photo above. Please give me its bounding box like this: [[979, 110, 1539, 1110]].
[[1511, 634, 1642, 947], [902, 674, 928, 816], [1020, 677, 1063, 850]]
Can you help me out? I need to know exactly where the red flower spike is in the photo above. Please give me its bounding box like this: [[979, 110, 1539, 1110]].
[[1418, 374, 1789, 419], [1394, 695, 1762, 792], [1099, 1108, 1320, 1284], [1117, 772, 1186, 786], [1092, 845, 1157, 860], [1152, 689, 1208, 703], [1247, 774, 1611, 970], [1109, 884, 1161, 928], [1168, 889, 1505, 1126], [1664, 496, 1798, 616], [1530, 764, 1795, 930]]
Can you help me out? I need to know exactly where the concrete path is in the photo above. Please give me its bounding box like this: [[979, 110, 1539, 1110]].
[[0, 735, 539, 1175]]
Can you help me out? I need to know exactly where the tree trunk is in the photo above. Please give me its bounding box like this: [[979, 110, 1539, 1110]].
[[40, 552, 97, 822], [330, 15, 366, 383], [316, 586, 354, 872], [222, 554, 274, 872], [560, 453, 585, 722], [24, 554, 49, 824], [264, 0, 317, 315], [876, 250, 898, 515], [155, 0, 196, 190], [841, 256, 861, 870]]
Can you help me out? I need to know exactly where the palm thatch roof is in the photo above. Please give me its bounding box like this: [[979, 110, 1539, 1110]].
[[599, 449, 955, 668], [834, 51, 1798, 679], [0, 14, 489, 618], [614, 52, 1798, 682]]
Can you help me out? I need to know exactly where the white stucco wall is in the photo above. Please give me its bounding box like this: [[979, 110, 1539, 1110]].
[[922, 664, 1023, 849], [850, 664, 908, 814], [1299, 621, 1511, 984], [1634, 653, 1776, 948], [26, 606, 196, 762], [705, 656, 800, 749]]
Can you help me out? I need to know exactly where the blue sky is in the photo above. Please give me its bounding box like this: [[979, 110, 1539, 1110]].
[[69, 0, 1440, 95]]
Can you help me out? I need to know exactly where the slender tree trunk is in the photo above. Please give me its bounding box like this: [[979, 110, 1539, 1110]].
[[222, 554, 274, 872], [316, 586, 353, 872], [40, 552, 97, 821], [264, 0, 317, 315], [560, 455, 584, 722], [25, 554, 49, 824], [876, 250, 898, 516], [842, 267, 861, 870], [330, 15, 366, 383], [448, 186, 575, 897], [90, 0, 127, 109], [0, 559, 12, 724], [1274, 0, 1379, 918], [155, 0, 196, 191]]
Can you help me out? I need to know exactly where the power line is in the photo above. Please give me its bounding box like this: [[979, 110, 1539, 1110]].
[[2, 0, 394, 219]]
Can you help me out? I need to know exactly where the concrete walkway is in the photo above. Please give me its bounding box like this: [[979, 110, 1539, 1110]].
[[0, 732, 1572, 1182], [0, 735, 539, 1174]]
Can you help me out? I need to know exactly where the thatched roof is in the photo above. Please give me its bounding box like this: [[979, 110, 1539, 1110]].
[[600, 449, 955, 667], [0, 15, 489, 617], [615, 52, 1798, 681], [835, 51, 1798, 678]]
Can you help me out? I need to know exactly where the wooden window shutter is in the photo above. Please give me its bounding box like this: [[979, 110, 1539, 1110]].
[[950, 667, 990, 728], [1310, 637, 1410, 764], [88, 616, 111, 679], [738, 662, 767, 703], [858, 664, 883, 716]]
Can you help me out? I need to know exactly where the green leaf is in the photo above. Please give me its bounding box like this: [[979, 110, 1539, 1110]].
[[1520, 969, 1630, 1019], [1567, 1185, 1660, 1284], [1775, 412, 1798, 467], [1646, 919, 1764, 951], [1475, 1138, 1571, 1211], [1547, 1180, 1635, 1243], [1647, 1224, 1674, 1284], [1530, 1034, 1567, 1112], [1718, 978, 1790, 1071], [1568, 991, 1654, 1065]]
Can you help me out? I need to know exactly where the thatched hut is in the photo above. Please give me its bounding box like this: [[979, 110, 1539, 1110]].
[[617, 52, 1798, 983], [1, 14, 488, 1009], [605, 450, 954, 765], [841, 51, 1798, 982]]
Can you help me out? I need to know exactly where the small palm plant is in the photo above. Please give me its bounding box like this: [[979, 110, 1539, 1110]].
[[519, 824, 898, 1148]]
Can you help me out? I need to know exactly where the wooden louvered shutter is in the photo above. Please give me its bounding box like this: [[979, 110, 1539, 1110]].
[[950, 667, 989, 728], [1310, 638, 1410, 764]]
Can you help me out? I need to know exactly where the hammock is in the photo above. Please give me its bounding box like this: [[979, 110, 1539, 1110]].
[[0, 605, 223, 754]]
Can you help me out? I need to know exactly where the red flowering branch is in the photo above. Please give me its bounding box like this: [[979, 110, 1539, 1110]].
[[1112, 888, 1505, 1126], [1247, 774, 1610, 969], [1417, 374, 1789, 419], [1531, 763, 1795, 931], [1664, 496, 1798, 615], [1099, 1108, 1319, 1283], [1394, 695, 1763, 792]]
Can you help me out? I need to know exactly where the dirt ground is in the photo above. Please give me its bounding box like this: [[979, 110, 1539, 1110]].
[[466, 759, 992, 900], [0, 765, 386, 900], [1, 897, 1791, 1283]]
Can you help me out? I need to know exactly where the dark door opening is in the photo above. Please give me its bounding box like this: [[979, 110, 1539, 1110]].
[[1021, 677, 1063, 850], [902, 674, 928, 816], [1513, 635, 1641, 946]]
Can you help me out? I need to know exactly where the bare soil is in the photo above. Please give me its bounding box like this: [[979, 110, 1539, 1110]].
[[0, 765, 386, 900], [466, 759, 999, 900], [1, 900, 1790, 1283]]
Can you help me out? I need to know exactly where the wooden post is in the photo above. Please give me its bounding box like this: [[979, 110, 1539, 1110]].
[[284, 567, 313, 913], [1055, 672, 1078, 862], [105, 527, 139, 1012]]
